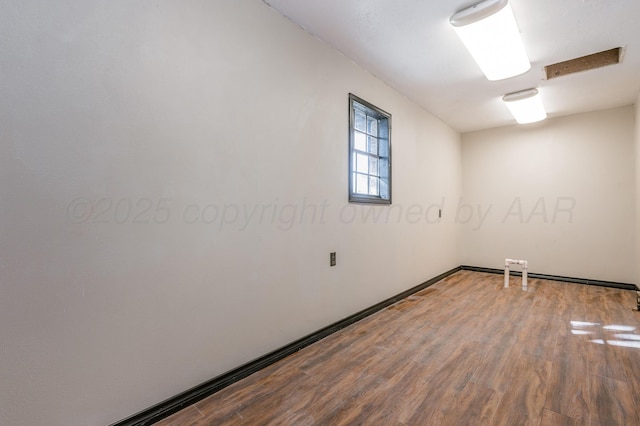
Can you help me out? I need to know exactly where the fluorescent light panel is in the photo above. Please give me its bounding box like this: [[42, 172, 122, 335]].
[[502, 88, 547, 124], [450, 0, 530, 81]]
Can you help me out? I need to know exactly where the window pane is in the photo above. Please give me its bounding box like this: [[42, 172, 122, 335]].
[[354, 131, 367, 152], [378, 119, 389, 138], [356, 173, 368, 194], [369, 176, 379, 196], [367, 116, 378, 136], [367, 136, 378, 154], [379, 158, 389, 178], [380, 179, 389, 199], [349, 95, 391, 203], [369, 156, 378, 176], [354, 110, 366, 132], [379, 138, 389, 158], [356, 153, 368, 174]]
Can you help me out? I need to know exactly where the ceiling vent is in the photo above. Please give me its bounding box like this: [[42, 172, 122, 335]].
[[544, 47, 622, 79]]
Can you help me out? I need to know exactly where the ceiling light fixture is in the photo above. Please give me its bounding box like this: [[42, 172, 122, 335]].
[[502, 88, 547, 124], [450, 0, 530, 81]]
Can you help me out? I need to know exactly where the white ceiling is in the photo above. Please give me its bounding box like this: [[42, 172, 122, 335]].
[[263, 0, 640, 133]]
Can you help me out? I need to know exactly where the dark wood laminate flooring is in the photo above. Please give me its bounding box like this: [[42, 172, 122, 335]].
[[157, 271, 640, 425]]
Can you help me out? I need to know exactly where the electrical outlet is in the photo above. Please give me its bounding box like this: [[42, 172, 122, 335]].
[[330, 252, 336, 267]]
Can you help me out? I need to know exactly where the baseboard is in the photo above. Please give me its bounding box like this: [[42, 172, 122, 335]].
[[460, 265, 636, 291], [111, 265, 462, 426], [112, 264, 636, 425]]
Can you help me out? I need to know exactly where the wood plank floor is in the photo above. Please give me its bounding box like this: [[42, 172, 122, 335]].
[[156, 271, 640, 425]]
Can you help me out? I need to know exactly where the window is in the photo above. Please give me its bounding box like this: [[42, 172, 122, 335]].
[[349, 94, 391, 204]]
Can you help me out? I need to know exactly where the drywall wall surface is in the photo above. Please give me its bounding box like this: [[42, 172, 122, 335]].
[[460, 106, 635, 283], [635, 96, 640, 286], [0, 1, 461, 424]]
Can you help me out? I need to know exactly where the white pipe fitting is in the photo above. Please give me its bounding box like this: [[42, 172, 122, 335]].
[[504, 258, 528, 291]]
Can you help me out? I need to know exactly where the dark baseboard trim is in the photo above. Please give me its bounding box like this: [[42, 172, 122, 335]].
[[112, 264, 636, 425], [460, 265, 636, 291], [111, 265, 462, 426]]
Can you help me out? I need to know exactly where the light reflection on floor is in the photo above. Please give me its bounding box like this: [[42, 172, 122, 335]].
[[570, 320, 640, 349]]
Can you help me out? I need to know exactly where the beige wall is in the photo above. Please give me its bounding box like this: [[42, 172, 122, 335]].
[[636, 95, 640, 285], [460, 106, 636, 283], [3, 1, 638, 425], [0, 1, 461, 425]]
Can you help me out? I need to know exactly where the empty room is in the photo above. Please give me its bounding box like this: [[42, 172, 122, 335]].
[[2, 0, 640, 425]]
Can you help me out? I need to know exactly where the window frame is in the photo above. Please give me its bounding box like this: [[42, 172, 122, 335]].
[[348, 93, 392, 205]]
